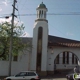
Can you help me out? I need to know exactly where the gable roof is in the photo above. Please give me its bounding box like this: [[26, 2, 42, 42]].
[[20, 37, 32, 44], [19, 36, 80, 48], [48, 35, 80, 47]]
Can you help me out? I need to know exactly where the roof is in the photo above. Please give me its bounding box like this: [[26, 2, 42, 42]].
[[19, 36, 80, 48], [20, 37, 32, 45], [48, 35, 80, 47], [37, 2, 47, 9]]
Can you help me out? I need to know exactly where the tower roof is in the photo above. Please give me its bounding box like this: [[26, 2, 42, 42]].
[[37, 2, 46, 9]]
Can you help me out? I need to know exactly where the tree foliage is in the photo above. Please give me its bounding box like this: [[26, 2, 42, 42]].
[[0, 22, 31, 60]]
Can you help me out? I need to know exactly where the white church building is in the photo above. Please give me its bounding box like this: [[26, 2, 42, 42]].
[[0, 2, 80, 76]]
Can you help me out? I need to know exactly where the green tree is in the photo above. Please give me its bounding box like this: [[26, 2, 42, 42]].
[[0, 22, 31, 60]]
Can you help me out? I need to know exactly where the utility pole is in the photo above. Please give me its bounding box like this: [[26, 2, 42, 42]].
[[8, 0, 18, 76]]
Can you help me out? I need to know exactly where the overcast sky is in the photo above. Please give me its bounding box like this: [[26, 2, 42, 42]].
[[0, 0, 80, 40]]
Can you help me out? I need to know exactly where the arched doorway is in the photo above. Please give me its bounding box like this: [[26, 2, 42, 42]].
[[54, 51, 79, 74]]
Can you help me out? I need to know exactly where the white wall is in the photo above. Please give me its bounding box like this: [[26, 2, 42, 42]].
[[0, 51, 31, 76], [1, 46, 80, 76], [47, 47, 80, 71], [31, 21, 48, 71]]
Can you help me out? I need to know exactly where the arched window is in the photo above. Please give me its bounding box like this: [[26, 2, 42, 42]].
[[54, 51, 78, 64], [39, 10, 41, 18], [41, 10, 43, 18], [44, 11, 46, 18]]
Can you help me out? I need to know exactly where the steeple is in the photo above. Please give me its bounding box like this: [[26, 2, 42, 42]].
[[36, 2, 48, 20], [31, 2, 48, 76]]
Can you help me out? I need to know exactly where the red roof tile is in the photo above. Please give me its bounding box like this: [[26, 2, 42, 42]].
[[48, 35, 80, 47]]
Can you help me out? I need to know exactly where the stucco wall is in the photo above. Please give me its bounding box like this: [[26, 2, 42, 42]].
[[47, 47, 80, 71], [31, 21, 48, 71], [0, 46, 80, 76], [0, 51, 30, 76]]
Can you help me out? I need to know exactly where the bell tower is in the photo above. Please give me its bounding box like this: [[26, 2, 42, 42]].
[[31, 2, 48, 76], [36, 2, 47, 20]]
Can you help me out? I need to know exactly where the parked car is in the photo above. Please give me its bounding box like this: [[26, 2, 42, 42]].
[[4, 71, 40, 80]]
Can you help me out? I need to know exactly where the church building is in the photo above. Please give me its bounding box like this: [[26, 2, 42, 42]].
[[30, 2, 80, 76], [0, 2, 80, 76]]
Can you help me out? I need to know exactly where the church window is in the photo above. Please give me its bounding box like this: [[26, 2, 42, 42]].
[[41, 10, 43, 17], [36, 27, 43, 71], [63, 52, 65, 64], [72, 54, 74, 64], [55, 51, 78, 65], [13, 56, 18, 61], [67, 52, 69, 64], [54, 54, 59, 64], [74, 56, 78, 64], [44, 11, 46, 18], [63, 51, 69, 64], [39, 10, 41, 18]]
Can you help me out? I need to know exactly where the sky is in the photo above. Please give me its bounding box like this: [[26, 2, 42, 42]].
[[0, 0, 80, 41]]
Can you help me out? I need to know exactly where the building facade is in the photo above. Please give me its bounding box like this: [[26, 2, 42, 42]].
[[30, 2, 80, 76], [0, 2, 80, 76]]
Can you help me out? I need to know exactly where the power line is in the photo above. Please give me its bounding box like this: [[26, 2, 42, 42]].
[[0, 16, 11, 18], [49, 23, 68, 38], [0, 16, 8, 18], [16, 4, 21, 23], [19, 0, 27, 11], [0, 2, 12, 6], [0, 12, 80, 18], [48, 13, 80, 15], [16, 13, 80, 16]]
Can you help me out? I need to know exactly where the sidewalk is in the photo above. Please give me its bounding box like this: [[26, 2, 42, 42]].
[[41, 74, 66, 79]]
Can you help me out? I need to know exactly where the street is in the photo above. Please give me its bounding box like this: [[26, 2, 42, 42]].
[[40, 74, 67, 80], [0, 77, 67, 80], [0, 74, 67, 80], [41, 77, 67, 80], [41, 78, 67, 80]]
